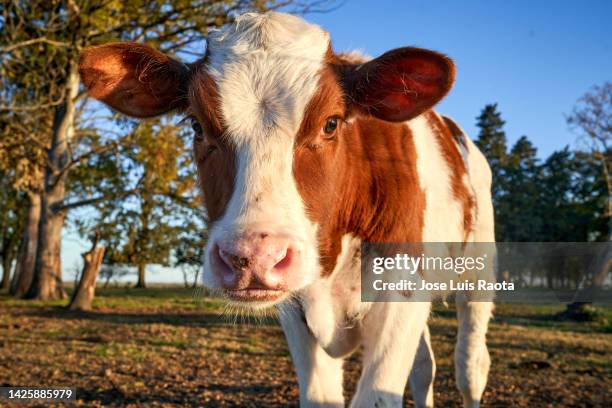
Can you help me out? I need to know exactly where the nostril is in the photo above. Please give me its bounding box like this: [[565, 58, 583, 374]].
[[273, 247, 293, 271], [219, 248, 250, 271]]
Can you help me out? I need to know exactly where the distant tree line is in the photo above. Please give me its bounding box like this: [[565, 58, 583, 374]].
[[474, 83, 610, 300], [475, 102, 609, 243]]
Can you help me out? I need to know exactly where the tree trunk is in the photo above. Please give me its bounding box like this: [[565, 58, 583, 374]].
[[11, 192, 41, 297], [182, 267, 189, 288], [26, 198, 68, 300], [192, 268, 200, 289], [25, 62, 79, 301], [135, 263, 146, 288], [1, 202, 24, 292], [1, 257, 12, 291], [69, 241, 105, 311]]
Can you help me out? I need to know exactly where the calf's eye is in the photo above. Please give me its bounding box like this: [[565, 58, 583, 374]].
[[191, 119, 203, 135], [324, 117, 338, 134]]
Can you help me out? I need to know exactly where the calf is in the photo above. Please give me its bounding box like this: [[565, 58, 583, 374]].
[[80, 12, 494, 407]]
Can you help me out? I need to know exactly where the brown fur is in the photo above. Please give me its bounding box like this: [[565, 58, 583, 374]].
[[293, 66, 425, 275], [189, 68, 236, 222]]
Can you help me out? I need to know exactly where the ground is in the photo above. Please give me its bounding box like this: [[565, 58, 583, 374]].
[[0, 287, 610, 407]]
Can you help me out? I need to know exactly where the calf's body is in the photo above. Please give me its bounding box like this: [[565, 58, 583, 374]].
[[79, 12, 494, 407], [281, 111, 494, 407]]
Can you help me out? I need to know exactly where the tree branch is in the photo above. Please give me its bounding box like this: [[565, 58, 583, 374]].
[[0, 37, 70, 53], [59, 188, 141, 212], [0, 95, 66, 112], [58, 135, 134, 178]]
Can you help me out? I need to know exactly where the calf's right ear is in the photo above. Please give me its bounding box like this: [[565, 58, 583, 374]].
[[79, 43, 190, 118]]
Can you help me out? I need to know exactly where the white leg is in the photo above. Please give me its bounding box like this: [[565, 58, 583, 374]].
[[351, 301, 431, 408], [454, 293, 493, 408], [409, 325, 435, 408], [278, 303, 345, 408]]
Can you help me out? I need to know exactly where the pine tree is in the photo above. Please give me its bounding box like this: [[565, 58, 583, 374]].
[[475, 104, 509, 240], [475, 103, 508, 178], [503, 136, 541, 241]]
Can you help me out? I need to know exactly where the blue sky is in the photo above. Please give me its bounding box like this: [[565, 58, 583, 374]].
[[309, 0, 612, 157], [62, 1, 612, 283]]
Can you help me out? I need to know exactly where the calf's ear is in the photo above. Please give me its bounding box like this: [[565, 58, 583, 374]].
[[341, 47, 455, 122], [79, 43, 189, 118]]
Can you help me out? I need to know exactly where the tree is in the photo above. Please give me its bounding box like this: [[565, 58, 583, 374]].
[[475, 104, 509, 241], [175, 228, 207, 288], [567, 82, 612, 239], [10, 192, 41, 296], [561, 82, 612, 318], [72, 119, 202, 289], [1, 0, 318, 300], [538, 148, 577, 241], [499, 136, 541, 242], [571, 151, 609, 241], [0, 54, 49, 296], [0, 175, 26, 290], [475, 104, 508, 188]]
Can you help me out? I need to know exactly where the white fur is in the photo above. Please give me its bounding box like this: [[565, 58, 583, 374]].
[[300, 234, 365, 357], [464, 135, 495, 242], [353, 301, 431, 407], [455, 294, 493, 408], [410, 114, 464, 242], [455, 135, 495, 408], [278, 303, 345, 407], [202, 13, 330, 291]]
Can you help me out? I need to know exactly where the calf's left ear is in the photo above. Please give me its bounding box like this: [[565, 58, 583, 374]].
[[79, 43, 190, 118], [341, 47, 455, 122]]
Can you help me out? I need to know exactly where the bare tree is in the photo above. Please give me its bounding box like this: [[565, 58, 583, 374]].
[[562, 82, 612, 319], [568, 82, 612, 239]]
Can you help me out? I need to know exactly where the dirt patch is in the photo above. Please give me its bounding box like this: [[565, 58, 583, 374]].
[[0, 290, 610, 407]]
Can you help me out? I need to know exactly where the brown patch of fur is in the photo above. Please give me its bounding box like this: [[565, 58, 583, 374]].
[[189, 69, 236, 222], [293, 66, 425, 275], [442, 115, 468, 150]]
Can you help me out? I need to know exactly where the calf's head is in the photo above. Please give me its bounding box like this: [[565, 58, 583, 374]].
[[80, 12, 454, 306]]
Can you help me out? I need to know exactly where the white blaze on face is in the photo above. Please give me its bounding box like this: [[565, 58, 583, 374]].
[[202, 13, 330, 289]]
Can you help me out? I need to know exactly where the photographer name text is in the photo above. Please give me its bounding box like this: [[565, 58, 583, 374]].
[[372, 279, 514, 292]]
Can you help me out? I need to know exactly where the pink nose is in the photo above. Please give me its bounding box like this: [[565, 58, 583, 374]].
[[211, 232, 298, 290]]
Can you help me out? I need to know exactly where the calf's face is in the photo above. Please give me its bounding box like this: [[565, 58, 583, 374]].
[[79, 13, 454, 307]]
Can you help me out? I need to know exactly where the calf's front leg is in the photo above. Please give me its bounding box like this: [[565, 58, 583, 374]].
[[278, 303, 345, 408], [351, 301, 431, 408]]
